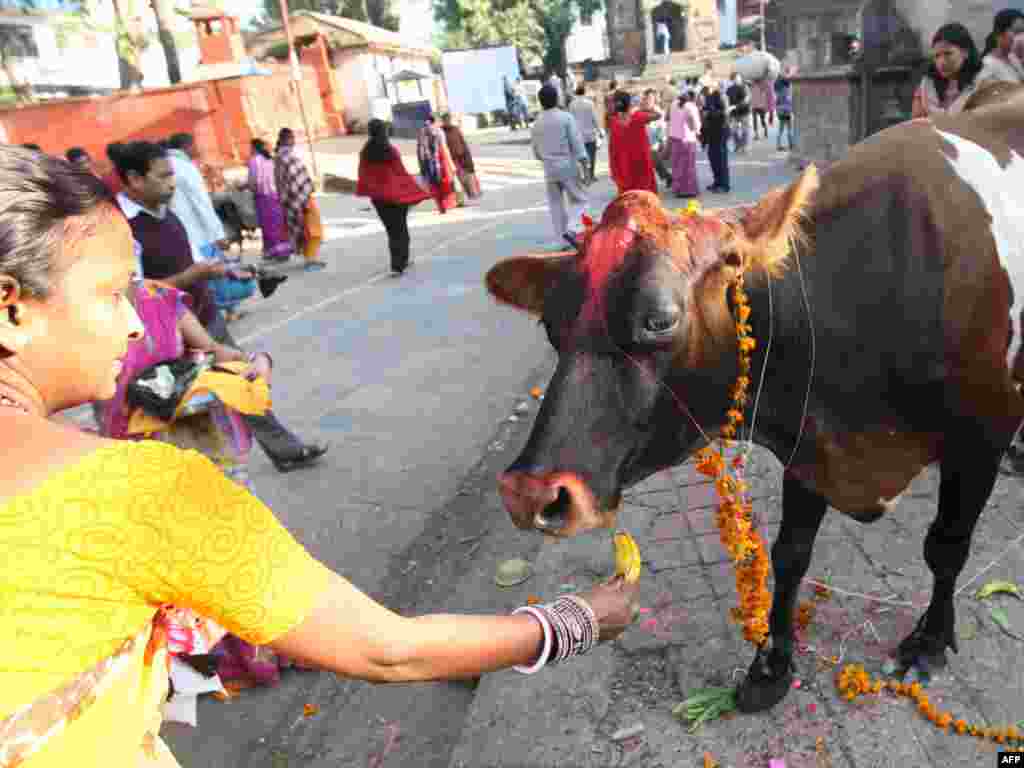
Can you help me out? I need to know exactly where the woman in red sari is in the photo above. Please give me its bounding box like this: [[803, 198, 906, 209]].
[[608, 90, 662, 195], [416, 113, 458, 214]]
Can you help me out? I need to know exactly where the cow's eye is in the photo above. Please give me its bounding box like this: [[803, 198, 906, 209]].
[[640, 308, 680, 339]]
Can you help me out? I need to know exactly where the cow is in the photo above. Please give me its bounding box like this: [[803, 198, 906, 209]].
[[485, 82, 1024, 714]]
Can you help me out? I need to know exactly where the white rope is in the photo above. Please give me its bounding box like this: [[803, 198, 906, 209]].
[[784, 243, 815, 470], [954, 530, 1024, 597]]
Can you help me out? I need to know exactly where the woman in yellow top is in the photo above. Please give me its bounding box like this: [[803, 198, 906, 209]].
[[0, 146, 640, 767]]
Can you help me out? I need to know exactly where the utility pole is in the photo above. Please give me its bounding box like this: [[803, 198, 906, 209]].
[[760, 0, 766, 51], [276, 0, 320, 188]]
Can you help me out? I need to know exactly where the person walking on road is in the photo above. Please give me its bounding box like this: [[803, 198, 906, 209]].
[[417, 112, 458, 215], [357, 118, 433, 275], [726, 73, 752, 154], [531, 83, 589, 249], [701, 84, 731, 193], [244, 138, 294, 263], [0, 144, 640, 768], [274, 128, 327, 273], [569, 84, 601, 183], [441, 112, 482, 206], [669, 89, 701, 198], [608, 90, 661, 195], [773, 71, 795, 151]]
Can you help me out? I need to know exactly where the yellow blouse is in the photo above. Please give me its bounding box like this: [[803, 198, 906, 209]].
[[0, 441, 331, 766]]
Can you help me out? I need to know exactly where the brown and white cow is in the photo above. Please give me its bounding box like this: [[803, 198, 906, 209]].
[[486, 82, 1024, 713]]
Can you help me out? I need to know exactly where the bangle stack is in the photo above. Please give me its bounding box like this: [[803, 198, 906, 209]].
[[511, 595, 599, 675]]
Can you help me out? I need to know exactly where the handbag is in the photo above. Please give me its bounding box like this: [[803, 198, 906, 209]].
[[126, 354, 214, 423]]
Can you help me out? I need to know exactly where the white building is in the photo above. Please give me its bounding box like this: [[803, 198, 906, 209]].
[[566, 9, 610, 64], [0, 7, 200, 97]]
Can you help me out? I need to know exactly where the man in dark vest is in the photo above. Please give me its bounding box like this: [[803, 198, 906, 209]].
[[115, 141, 327, 473]]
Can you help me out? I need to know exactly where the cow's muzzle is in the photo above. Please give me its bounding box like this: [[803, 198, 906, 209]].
[[497, 469, 617, 536]]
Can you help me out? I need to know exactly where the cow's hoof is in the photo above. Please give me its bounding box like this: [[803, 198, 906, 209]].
[[890, 615, 955, 684], [735, 646, 794, 714]]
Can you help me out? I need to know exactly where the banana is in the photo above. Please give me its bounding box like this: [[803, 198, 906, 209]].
[[612, 530, 642, 584]]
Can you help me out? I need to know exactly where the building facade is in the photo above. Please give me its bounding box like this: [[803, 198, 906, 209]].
[[603, 0, 724, 70]]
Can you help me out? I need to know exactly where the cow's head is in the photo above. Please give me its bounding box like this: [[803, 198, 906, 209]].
[[488, 168, 818, 537]]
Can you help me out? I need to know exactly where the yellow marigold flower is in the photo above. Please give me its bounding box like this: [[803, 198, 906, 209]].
[[739, 337, 757, 353], [1007, 725, 1020, 741]]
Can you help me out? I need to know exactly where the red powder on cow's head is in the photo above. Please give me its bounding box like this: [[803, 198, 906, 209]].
[[576, 224, 638, 328]]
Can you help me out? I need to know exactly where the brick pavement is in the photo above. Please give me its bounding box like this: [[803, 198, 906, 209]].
[[450, 444, 1024, 767]]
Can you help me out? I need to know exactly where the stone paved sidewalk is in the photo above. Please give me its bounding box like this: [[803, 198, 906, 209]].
[[449, 445, 1024, 768]]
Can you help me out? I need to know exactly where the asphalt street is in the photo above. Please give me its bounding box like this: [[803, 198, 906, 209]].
[[152, 129, 804, 768]]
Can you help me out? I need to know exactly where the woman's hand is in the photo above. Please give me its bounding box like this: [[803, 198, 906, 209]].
[[243, 352, 272, 383], [577, 575, 641, 643], [212, 344, 246, 365]]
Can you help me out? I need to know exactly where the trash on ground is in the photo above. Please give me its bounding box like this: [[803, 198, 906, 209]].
[[610, 723, 645, 741]]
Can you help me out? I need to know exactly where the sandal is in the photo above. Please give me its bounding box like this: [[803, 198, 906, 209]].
[[270, 443, 329, 473]]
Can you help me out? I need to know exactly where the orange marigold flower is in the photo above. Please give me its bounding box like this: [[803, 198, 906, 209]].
[[1007, 725, 1020, 741], [936, 713, 953, 730], [954, 719, 968, 735], [737, 304, 751, 322], [739, 337, 757, 353]]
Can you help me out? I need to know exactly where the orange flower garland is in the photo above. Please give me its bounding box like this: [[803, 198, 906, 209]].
[[837, 664, 1024, 747], [694, 270, 771, 647]]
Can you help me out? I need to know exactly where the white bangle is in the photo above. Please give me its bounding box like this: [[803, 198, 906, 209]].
[[511, 606, 552, 675]]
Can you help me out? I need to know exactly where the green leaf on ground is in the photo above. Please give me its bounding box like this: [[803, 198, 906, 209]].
[[988, 606, 1022, 640], [673, 686, 737, 733]]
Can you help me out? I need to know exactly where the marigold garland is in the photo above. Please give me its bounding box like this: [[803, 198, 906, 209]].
[[836, 664, 1024, 747], [689, 242, 771, 648]]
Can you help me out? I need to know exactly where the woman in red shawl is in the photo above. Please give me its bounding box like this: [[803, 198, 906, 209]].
[[608, 90, 662, 195], [357, 118, 433, 275]]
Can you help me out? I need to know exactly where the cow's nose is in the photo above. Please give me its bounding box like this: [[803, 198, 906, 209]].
[[497, 469, 580, 533]]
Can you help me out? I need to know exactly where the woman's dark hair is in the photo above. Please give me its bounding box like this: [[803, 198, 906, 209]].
[[276, 128, 295, 150], [928, 23, 983, 104], [20, 143, 42, 153], [65, 147, 89, 164], [538, 84, 559, 109], [614, 90, 632, 113], [0, 145, 115, 300], [251, 138, 271, 159], [114, 141, 168, 184], [983, 9, 1024, 57], [361, 118, 393, 164], [167, 132, 194, 151]]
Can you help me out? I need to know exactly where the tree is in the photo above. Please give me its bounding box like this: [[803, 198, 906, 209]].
[[148, 0, 180, 83], [0, 20, 37, 102], [433, 0, 601, 76], [257, 0, 399, 31]]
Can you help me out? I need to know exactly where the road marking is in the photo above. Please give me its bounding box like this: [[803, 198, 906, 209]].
[[238, 216, 533, 344]]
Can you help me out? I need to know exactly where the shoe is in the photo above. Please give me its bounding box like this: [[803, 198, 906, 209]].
[[304, 262, 326, 272], [257, 274, 288, 298], [270, 442, 328, 473]]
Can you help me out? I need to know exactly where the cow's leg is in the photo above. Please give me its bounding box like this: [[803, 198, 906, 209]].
[[736, 471, 827, 713], [894, 426, 1002, 682]]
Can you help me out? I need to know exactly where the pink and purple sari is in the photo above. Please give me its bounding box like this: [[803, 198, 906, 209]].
[[248, 154, 293, 262]]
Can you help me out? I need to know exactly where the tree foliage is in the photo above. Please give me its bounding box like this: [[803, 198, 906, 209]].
[[258, 0, 399, 31], [433, 0, 602, 76]]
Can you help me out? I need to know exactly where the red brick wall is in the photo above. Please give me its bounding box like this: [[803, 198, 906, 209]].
[[0, 67, 337, 179]]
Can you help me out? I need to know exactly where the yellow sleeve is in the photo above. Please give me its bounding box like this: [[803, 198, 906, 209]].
[[115, 442, 331, 645]]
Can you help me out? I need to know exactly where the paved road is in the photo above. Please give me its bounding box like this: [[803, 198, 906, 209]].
[[156, 130, 802, 768]]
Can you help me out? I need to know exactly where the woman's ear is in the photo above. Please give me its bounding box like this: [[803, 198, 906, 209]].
[[0, 276, 32, 353]]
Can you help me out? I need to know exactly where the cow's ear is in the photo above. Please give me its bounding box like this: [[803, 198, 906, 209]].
[[486, 252, 574, 316], [735, 166, 819, 275]]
